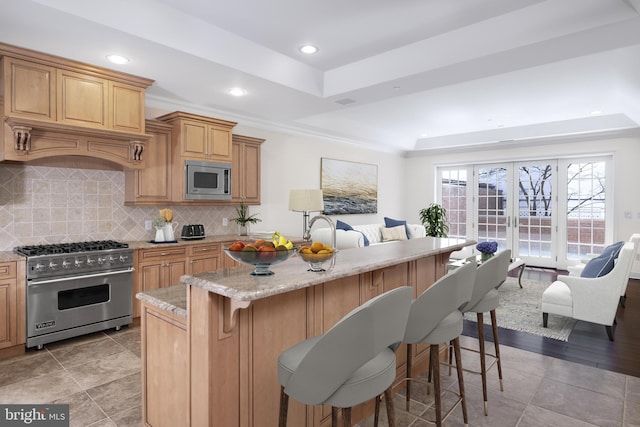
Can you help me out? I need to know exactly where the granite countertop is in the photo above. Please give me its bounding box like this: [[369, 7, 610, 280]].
[[127, 233, 303, 249], [0, 251, 26, 262], [182, 237, 474, 302], [127, 234, 244, 249], [136, 285, 187, 319]]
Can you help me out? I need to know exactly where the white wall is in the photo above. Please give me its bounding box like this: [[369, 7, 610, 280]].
[[233, 124, 407, 239], [404, 136, 640, 275]]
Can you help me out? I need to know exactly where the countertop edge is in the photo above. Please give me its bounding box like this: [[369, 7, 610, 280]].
[[136, 285, 187, 319], [181, 238, 474, 302]]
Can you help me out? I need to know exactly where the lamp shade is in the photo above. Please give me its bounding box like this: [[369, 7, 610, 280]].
[[289, 189, 324, 212]]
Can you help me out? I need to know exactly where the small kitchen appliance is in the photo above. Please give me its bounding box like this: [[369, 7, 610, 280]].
[[181, 224, 206, 240]]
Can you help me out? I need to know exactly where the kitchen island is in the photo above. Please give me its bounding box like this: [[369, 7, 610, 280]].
[[137, 237, 472, 427]]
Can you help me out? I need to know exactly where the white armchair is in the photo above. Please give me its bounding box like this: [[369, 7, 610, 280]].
[[541, 242, 635, 341], [567, 233, 640, 279]]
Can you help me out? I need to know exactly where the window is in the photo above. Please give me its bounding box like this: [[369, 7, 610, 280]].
[[439, 168, 469, 239], [437, 156, 611, 268], [565, 160, 607, 260]]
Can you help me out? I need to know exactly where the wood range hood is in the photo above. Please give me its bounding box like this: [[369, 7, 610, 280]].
[[0, 42, 154, 170]]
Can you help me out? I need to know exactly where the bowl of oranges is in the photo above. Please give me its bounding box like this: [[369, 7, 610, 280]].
[[298, 241, 336, 272]]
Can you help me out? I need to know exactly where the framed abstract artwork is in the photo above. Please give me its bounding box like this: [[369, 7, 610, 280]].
[[321, 158, 378, 215]]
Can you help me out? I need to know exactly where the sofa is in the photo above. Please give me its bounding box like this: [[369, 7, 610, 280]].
[[310, 218, 426, 249]]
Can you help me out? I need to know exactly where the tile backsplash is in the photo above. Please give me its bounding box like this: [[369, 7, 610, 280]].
[[0, 164, 237, 251]]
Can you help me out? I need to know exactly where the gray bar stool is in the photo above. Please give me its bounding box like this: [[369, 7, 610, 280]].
[[457, 249, 511, 416], [277, 286, 413, 427], [377, 262, 477, 427]]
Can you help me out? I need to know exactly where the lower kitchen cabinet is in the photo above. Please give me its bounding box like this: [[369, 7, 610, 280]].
[[133, 247, 187, 318], [187, 242, 220, 274], [141, 302, 188, 427], [0, 261, 25, 350]]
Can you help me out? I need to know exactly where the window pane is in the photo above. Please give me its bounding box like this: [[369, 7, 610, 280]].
[[440, 169, 467, 239], [566, 161, 606, 260]]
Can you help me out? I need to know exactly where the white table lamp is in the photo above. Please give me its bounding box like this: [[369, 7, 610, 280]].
[[289, 189, 324, 237]]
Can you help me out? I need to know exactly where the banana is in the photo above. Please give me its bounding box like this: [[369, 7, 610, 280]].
[[272, 231, 293, 250], [272, 231, 282, 246]]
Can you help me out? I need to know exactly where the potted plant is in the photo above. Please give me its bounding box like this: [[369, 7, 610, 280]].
[[419, 203, 449, 238], [232, 201, 261, 236]]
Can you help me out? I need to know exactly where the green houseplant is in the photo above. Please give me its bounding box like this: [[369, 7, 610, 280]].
[[419, 203, 449, 238], [232, 201, 261, 235]]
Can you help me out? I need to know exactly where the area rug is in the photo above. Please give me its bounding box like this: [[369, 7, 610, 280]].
[[464, 277, 577, 341]]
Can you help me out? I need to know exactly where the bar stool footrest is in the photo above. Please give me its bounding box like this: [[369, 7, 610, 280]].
[[391, 377, 464, 426]]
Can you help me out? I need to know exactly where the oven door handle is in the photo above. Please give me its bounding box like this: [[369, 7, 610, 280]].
[[29, 268, 135, 285]]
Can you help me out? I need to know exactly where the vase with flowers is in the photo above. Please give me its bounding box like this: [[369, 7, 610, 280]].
[[476, 241, 498, 262]]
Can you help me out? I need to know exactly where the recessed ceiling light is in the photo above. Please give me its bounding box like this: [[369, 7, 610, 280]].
[[106, 54, 129, 64], [590, 110, 603, 115], [227, 87, 247, 97], [299, 45, 318, 54]]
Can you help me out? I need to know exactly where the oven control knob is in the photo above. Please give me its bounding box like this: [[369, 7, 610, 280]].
[[75, 259, 85, 267], [87, 257, 96, 266], [34, 263, 46, 272], [49, 261, 59, 270], [119, 255, 129, 263], [108, 255, 116, 264], [97, 256, 106, 265], [62, 260, 72, 269]]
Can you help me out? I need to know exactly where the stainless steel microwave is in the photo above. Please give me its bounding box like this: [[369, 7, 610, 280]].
[[185, 160, 232, 200]]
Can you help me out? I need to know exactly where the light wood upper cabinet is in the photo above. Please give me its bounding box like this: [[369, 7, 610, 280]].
[[57, 68, 108, 129], [110, 81, 145, 134], [158, 111, 236, 163], [124, 120, 173, 205], [0, 43, 152, 169], [2, 57, 56, 121], [1, 48, 151, 135], [232, 134, 264, 204]]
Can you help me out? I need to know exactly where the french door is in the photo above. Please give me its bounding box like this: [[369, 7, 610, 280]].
[[475, 161, 557, 268], [439, 157, 611, 269]]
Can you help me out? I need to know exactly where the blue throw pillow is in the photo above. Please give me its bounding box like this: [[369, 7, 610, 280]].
[[600, 241, 624, 259], [336, 220, 369, 246], [336, 220, 352, 231], [580, 241, 624, 278], [384, 217, 409, 239]]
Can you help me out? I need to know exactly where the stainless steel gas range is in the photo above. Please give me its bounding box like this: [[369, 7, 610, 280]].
[[15, 240, 134, 349]]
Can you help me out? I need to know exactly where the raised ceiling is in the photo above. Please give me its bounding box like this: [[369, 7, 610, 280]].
[[2, 0, 640, 154]]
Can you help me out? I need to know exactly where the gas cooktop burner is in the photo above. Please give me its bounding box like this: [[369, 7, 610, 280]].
[[15, 240, 129, 257]]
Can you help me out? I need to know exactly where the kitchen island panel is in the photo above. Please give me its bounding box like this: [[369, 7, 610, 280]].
[[189, 285, 241, 427], [141, 304, 188, 427], [248, 287, 309, 426], [179, 238, 473, 426]]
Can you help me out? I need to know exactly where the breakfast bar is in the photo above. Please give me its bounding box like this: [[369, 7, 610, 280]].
[[137, 237, 472, 427]]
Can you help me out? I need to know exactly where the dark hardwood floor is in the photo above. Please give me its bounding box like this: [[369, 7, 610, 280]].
[[462, 267, 640, 378]]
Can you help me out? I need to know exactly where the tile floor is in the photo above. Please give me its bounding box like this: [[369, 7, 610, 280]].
[[358, 335, 640, 427], [0, 326, 141, 427], [1, 328, 639, 426]]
